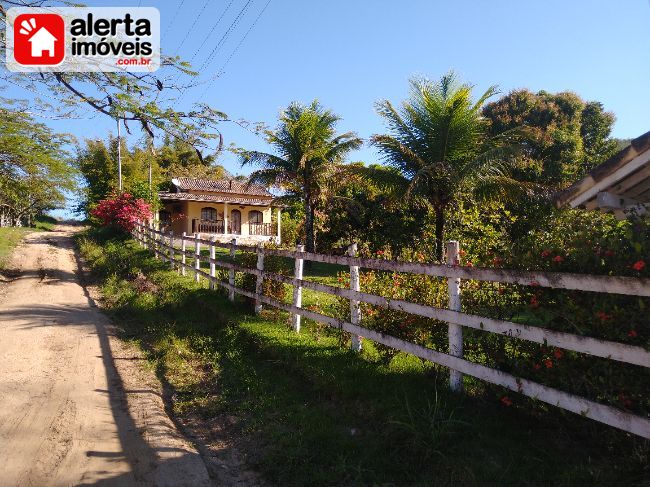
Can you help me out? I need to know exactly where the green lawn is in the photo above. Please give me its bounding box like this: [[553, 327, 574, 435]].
[[77, 228, 649, 486]]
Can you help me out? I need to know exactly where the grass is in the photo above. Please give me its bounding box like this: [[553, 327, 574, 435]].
[[0, 215, 57, 270], [78, 227, 649, 486]]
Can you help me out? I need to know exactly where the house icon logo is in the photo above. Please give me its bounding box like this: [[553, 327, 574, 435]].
[[13, 13, 65, 66]]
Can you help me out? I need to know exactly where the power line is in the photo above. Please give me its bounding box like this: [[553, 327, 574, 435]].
[[185, 0, 237, 64], [195, 0, 271, 101], [196, 0, 254, 73], [217, 0, 272, 73], [162, 0, 186, 39], [174, 0, 211, 54], [174, 0, 254, 104]]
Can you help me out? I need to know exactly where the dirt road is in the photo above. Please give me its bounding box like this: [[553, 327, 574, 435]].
[[0, 226, 211, 486]]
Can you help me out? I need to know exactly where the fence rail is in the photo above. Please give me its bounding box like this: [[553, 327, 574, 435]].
[[133, 221, 650, 439]]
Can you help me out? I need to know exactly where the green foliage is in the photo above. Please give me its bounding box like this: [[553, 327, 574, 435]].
[[76, 136, 228, 216], [77, 228, 649, 486], [235, 245, 290, 308], [366, 72, 527, 260], [483, 89, 618, 186], [0, 227, 29, 270], [279, 206, 302, 247], [239, 100, 362, 253], [0, 109, 76, 225]]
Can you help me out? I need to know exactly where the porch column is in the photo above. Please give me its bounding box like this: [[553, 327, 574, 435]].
[[224, 202, 229, 235], [276, 207, 282, 244]]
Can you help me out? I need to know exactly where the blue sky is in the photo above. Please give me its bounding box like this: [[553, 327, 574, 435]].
[[5, 0, 650, 214]]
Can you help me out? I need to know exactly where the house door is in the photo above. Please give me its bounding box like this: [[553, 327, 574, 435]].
[[231, 209, 241, 234]]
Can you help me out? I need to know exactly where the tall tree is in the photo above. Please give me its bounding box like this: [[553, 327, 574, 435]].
[[482, 89, 618, 186], [239, 101, 362, 253], [366, 73, 525, 261], [0, 109, 75, 226], [0, 2, 229, 159]]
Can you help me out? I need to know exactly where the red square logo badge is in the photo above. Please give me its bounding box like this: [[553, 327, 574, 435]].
[[13, 13, 65, 66]]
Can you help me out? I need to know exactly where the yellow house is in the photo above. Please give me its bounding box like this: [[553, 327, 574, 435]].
[[158, 177, 282, 244]]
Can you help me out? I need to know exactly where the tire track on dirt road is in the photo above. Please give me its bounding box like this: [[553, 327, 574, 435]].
[[0, 226, 212, 486]]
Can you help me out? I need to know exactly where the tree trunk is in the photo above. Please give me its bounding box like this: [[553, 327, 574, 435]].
[[304, 198, 315, 254], [434, 205, 445, 262]]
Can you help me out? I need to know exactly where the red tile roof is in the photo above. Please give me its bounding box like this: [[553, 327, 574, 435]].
[[159, 192, 282, 207], [172, 177, 273, 197]]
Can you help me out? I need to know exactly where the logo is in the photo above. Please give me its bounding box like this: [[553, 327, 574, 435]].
[[6, 7, 160, 73], [13, 13, 65, 66]]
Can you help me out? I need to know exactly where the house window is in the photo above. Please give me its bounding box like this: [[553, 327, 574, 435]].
[[201, 207, 217, 221], [249, 210, 263, 224]]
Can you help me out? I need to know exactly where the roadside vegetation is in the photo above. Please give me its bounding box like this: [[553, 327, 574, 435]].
[[78, 227, 649, 486]]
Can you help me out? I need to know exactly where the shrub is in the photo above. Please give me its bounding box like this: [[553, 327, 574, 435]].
[[236, 243, 291, 309], [91, 192, 152, 232]]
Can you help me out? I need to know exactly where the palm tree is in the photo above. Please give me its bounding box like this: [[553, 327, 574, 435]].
[[365, 73, 526, 261], [239, 101, 362, 253]]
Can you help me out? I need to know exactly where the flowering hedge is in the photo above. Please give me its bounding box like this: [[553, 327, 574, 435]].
[[330, 209, 649, 416], [91, 192, 152, 232]]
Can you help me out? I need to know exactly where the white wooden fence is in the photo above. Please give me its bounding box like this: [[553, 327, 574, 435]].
[[133, 221, 650, 439]]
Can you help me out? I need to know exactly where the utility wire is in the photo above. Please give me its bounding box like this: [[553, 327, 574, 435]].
[[185, 0, 237, 64], [217, 0, 271, 74], [175, 0, 253, 104], [196, 0, 254, 73], [196, 0, 272, 100], [174, 0, 211, 54], [162, 0, 186, 39]]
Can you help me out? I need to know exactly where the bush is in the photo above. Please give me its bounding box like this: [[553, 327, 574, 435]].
[[332, 209, 649, 414], [91, 192, 152, 232], [236, 243, 291, 309]]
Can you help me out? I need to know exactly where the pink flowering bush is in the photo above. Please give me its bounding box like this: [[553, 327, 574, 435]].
[[91, 192, 152, 232]]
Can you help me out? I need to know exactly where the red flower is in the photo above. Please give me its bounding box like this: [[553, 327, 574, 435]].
[[618, 393, 633, 409], [553, 349, 563, 359], [376, 250, 384, 256], [91, 193, 152, 232], [466, 261, 473, 268], [543, 359, 553, 369], [541, 250, 551, 258], [628, 330, 637, 338], [492, 256, 503, 266], [500, 396, 513, 407], [533, 363, 541, 371], [459, 249, 467, 257], [632, 260, 646, 271], [595, 311, 610, 322], [529, 296, 539, 308], [552, 255, 564, 263]]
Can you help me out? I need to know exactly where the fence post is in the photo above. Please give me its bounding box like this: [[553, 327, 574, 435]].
[[181, 232, 187, 276], [194, 233, 201, 283], [152, 222, 158, 259], [347, 243, 363, 352], [255, 243, 265, 314], [143, 221, 148, 249], [169, 231, 175, 269], [228, 238, 237, 301], [446, 240, 463, 393], [209, 235, 216, 290], [291, 244, 305, 332]]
